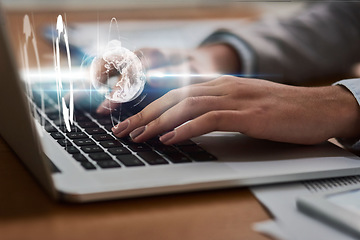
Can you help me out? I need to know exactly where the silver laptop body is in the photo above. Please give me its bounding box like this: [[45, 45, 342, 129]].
[[1, 9, 360, 202]]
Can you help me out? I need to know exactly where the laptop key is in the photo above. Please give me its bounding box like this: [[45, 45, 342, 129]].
[[103, 124, 113, 132], [154, 145, 178, 154], [65, 146, 80, 154], [59, 125, 79, 133], [164, 152, 192, 163], [81, 161, 96, 170], [85, 128, 106, 135], [67, 132, 88, 139], [100, 140, 123, 148], [89, 152, 112, 161], [128, 143, 151, 152], [57, 139, 73, 147], [78, 121, 98, 128], [117, 136, 134, 145], [81, 146, 103, 153], [50, 132, 65, 139], [45, 123, 57, 132], [73, 154, 88, 162], [97, 160, 121, 169], [74, 115, 91, 122], [137, 152, 169, 165], [117, 154, 145, 167], [108, 147, 131, 155], [145, 138, 163, 147], [93, 134, 114, 141], [178, 145, 204, 153], [97, 118, 113, 125], [73, 139, 96, 146], [90, 112, 114, 120]]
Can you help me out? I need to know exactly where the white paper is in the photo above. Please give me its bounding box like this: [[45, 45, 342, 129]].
[[250, 176, 360, 240]]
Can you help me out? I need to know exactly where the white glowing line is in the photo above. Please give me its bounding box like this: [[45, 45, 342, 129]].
[[148, 73, 221, 78], [55, 15, 74, 132], [22, 14, 46, 132], [20, 68, 87, 82], [109, 17, 121, 46], [147, 73, 277, 78]]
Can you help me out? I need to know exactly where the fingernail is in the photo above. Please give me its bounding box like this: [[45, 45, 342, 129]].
[[130, 126, 146, 140], [159, 131, 176, 143], [112, 120, 129, 134]]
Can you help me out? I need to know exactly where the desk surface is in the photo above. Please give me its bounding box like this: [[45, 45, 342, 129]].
[[0, 135, 270, 240], [1, 6, 271, 240]]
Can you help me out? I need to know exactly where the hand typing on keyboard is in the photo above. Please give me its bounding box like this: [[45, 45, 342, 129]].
[[92, 44, 360, 147], [111, 76, 360, 146]]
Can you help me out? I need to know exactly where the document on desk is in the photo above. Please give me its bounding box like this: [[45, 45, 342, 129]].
[[250, 176, 360, 240]]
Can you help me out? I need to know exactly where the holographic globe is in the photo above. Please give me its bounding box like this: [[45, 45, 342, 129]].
[[90, 40, 146, 103]]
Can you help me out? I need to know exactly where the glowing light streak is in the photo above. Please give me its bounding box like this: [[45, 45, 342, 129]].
[[22, 14, 45, 128], [54, 15, 74, 132], [148, 72, 221, 79], [20, 68, 87, 82], [147, 72, 279, 79]]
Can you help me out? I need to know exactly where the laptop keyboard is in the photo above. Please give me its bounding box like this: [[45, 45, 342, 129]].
[[30, 89, 217, 171]]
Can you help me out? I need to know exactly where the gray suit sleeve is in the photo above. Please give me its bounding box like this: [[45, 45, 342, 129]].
[[202, 2, 360, 84]]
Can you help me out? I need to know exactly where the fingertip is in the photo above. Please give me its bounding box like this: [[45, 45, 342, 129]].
[[129, 126, 146, 141], [96, 106, 102, 114], [112, 120, 130, 135], [159, 131, 176, 144], [96, 105, 107, 114], [96, 99, 112, 115]]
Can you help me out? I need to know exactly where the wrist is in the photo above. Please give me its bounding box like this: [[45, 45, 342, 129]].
[[329, 85, 360, 139]]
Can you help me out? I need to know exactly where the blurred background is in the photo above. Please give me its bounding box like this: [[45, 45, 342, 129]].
[[2, 0, 304, 17]]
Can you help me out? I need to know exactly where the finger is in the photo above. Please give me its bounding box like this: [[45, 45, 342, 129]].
[[112, 85, 223, 137], [199, 75, 235, 87], [159, 110, 246, 145], [130, 95, 225, 142]]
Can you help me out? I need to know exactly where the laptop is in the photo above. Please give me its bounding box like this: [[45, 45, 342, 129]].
[[1, 10, 360, 203]]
